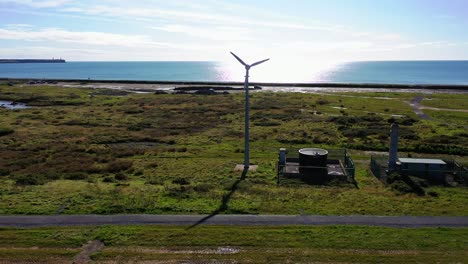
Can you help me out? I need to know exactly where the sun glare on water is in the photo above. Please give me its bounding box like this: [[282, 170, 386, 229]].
[[216, 57, 343, 83]]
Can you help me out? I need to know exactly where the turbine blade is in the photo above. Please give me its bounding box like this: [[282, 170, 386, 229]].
[[251, 58, 270, 67], [230, 52, 247, 66]]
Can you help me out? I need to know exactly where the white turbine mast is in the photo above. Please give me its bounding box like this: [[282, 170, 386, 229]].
[[230, 52, 269, 169]]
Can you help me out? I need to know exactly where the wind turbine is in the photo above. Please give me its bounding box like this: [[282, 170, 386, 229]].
[[230, 52, 269, 169]]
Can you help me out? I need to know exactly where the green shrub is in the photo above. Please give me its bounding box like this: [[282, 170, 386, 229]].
[[177, 147, 188, 153], [413, 143, 467, 155], [114, 148, 146, 157], [172, 177, 190, 185], [124, 108, 144, 114], [165, 184, 192, 198], [399, 117, 418, 125], [114, 172, 128, 181], [316, 98, 330, 105], [106, 160, 133, 173], [0, 127, 14, 137], [14, 174, 45, 185], [127, 122, 151, 131], [390, 179, 414, 194], [387, 172, 425, 196], [409, 176, 429, 188], [64, 172, 88, 180], [102, 176, 115, 183], [254, 121, 281, 127], [194, 182, 213, 193], [145, 176, 164, 185], [0, 168, 10, 176]]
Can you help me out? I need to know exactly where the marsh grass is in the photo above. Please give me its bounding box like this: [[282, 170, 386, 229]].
[[0, 83, 467, 215]]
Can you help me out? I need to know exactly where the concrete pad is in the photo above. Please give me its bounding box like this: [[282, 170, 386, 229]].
[[234, 164, 258, 172]]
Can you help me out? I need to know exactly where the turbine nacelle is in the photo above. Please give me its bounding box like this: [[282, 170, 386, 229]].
[[230, 52, 269, 71]]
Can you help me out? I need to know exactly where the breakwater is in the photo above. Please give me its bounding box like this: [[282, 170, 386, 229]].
[[0, 59, 65, 63]]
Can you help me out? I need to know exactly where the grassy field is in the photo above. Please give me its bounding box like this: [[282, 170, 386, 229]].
[[421, 93, 468, 109], [0, 83, 467, 215], [0, 225, 467, 263]]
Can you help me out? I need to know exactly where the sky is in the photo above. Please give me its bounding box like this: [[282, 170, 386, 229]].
[[1, 0, 468, 63]]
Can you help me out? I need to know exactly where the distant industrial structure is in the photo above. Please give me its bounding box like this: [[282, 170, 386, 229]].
[[371, 123, 467, 186], [277, 147, 355, 185]]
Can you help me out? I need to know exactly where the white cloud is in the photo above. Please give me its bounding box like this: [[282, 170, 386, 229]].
[[394, 41, 457, 49], [0, 0, 69, 8], [152, 24, 250, 41], [0, 27, 169, 48], [0, 25, 228, 61], [2, 1, 465, 61], [61, 5, 233, 23], [7, 1, 399, 48], [5, 23, 34, 29], [0, 46, 101, 58], [60, 3, 370, 37]]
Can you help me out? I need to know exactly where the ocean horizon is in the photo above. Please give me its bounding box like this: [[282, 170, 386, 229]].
[[1, 60, 468, 85]]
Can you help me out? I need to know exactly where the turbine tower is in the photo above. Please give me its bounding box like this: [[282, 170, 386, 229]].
[[230, 52, 269, 169]]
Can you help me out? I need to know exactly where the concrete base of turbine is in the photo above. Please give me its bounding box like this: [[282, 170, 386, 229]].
[[234, 164, 258, 172]]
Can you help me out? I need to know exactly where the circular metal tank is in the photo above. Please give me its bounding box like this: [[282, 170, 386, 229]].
[[299, 148, 328, 175]]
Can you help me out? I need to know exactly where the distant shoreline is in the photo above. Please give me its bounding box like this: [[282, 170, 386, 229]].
[[2, 78, 468, 95], [1, 78, 467, 90]]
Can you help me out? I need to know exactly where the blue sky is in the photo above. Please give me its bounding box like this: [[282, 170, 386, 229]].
[[1, 0, 467, 62]]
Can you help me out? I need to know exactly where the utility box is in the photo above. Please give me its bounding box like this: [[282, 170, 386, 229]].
[[398, 158, 448, 181]]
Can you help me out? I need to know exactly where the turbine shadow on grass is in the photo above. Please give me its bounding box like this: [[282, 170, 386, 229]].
[[188, 167, 248, 229]]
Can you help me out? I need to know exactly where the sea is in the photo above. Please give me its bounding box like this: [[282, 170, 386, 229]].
[[0, 60, 468, 85]]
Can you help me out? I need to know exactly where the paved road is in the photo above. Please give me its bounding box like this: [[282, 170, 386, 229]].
[[1, 215, 467, 228]]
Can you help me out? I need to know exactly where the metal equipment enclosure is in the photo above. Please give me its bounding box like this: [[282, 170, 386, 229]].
[[277, 148, 355, 185]]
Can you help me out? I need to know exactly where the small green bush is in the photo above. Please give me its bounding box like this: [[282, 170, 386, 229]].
[[0, 168, 10, 176], [400, 117, 418, 126], [14, 174, 45, 185], [172, 177, 190, 185], [124, 108, 144, 114], [254, 121, 281, 127], [409, 176, 429, 188], [127, 122, 151, 131], [316, 98, 330, 105], [102, 176, 115, 183], [390, 179, 414, 194], [165, 184, 192, 199], [106, 160, 133, 173], [387, 172, 425, 196], [145, 176, 163, 185], [114, 172, 128, 181], [64, 172, 88, 180], [194, 183, 213, 193], [0, 127, 14, 137]]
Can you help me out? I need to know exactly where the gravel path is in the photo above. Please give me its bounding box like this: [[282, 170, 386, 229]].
[[73, 240, 105, 264], [1, 215, 467, 228], [408, 95, 430, 119]]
